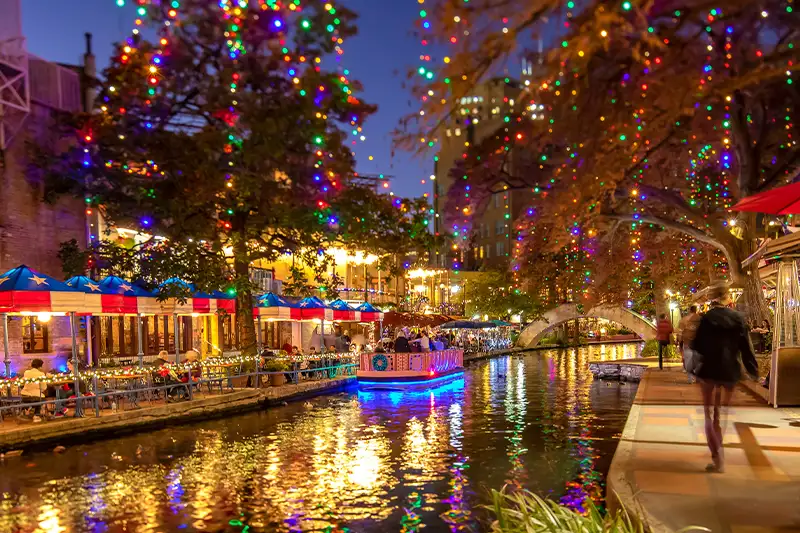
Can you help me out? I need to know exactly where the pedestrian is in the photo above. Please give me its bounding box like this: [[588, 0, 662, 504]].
[[656, 313, 674, 370], [690, 287, 758, 473], [677, 305, 701, 382]]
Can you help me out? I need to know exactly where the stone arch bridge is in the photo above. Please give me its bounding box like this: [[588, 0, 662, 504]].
[[516, 303, 657, 348]]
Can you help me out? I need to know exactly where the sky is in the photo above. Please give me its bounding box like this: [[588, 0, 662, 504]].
[[20, 0, 433, 200]]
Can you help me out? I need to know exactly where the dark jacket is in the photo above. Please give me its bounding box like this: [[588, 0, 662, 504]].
[[394, 336, 411, 353], [690, 305, 758, 383]]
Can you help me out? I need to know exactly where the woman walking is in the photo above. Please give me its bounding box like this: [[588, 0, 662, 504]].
[[690, 288, 758, 473]]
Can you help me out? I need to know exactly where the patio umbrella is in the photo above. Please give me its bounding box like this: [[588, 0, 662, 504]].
[[731, 181, 800, 214], [356, 301, 383, 322], [255, 292, 301, 320], [491, 319, 513, 327], [0, 265, 84, 313], [329, 299, 361, 322]]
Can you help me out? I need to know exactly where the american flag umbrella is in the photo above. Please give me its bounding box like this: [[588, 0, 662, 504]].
[[254, 292, 301, 320], [65, 275, 105, 315], [731, 182, 800, 215], [0, 265, 85, 313], [98, 276, 160, 314], [211, 290, 237, 315], [155, 278, 196, 315], [297, 296, 333, 321], [356, 301, 383, 322], [328, 299, 361, 322]]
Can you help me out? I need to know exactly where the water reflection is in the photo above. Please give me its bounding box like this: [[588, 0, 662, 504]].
[[0, 344, 638, 532]]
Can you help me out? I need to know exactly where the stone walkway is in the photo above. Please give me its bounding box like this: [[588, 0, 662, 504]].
[[608, 368, 800, 533]]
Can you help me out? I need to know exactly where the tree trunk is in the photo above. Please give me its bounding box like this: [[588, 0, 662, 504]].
[[726, 221, 770, 323], [233, 238, 257, 357]]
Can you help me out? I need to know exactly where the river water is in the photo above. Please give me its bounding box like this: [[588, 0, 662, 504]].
[[0, 344, 640, 533]]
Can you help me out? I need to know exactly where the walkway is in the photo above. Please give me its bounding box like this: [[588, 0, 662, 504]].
[[0, 375, 354, 451], [608, 368, 800, 532]]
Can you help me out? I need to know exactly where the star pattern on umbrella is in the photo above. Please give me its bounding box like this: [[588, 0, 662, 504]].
[[119, 283, 133, 292], [86, 282, 101, 292], [0, 276, 9, 286], [29, 275, 49, 286]]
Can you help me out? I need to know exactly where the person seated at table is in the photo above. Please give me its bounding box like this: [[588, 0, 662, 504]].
[[291, 346, 302, 356], [308, 346, 318, 356], [20, 359, 46, 422], [327, 345, 337, 355], [53, 359, 91, 417], [152, 350, 169, 367], [181, 349, 202, 382]]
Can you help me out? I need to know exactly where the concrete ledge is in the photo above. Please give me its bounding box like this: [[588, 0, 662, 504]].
[[464, 347, 536, 363], [589, 361, 648, 382], [0, 376, 357, 452]]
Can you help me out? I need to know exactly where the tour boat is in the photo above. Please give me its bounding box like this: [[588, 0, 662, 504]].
[[356, 349, 464, 390]]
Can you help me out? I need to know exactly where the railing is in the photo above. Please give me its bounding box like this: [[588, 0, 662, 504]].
[[359, 349, 463, 373], [0, 360, 357, 423]]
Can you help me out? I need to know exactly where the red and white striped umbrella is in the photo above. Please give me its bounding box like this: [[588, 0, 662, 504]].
[[0, 265, 85, 314]]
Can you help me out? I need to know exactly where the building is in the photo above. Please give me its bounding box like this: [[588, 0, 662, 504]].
[[432, 67, 544, 271], [1, 0, 97, 372]]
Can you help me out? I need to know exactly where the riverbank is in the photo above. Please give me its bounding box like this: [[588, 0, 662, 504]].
[[0, 375, 354, 452], [607, 367, 800, 532]]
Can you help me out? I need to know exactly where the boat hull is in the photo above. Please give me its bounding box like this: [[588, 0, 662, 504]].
[[357, 368, 464, 390]]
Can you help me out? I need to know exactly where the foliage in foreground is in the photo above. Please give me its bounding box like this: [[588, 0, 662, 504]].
[[488, 489, 643, 533], [487, 489, 708, 533], [640, 339, 681, 361]]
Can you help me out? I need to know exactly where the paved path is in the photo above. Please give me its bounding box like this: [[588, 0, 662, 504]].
[[608, 368, 800, 533]]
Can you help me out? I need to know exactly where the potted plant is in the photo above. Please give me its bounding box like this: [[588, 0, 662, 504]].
[[264, 360, 289, 387]]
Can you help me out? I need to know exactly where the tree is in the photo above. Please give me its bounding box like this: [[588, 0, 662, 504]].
[[37, 1, 435, 355], [408, 0, 799, 321], [465, 269, 543, 320]]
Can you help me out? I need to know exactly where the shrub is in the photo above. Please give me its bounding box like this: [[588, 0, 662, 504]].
[[640, 339, 681, 360], [264, 360, 289, 373], [487, 488, 707, 533], [487, 489, 645, 533]]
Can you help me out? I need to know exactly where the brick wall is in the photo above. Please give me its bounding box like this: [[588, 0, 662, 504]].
[[0, 102, 86, 277]]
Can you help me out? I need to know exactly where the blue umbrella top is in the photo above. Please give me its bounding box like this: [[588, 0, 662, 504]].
[[258, 292, 296, 308], [0, 265, 78, 293], [356, 301, 382, 313], [297, 296, 328, 309], [98, 276, 153, 297], [65, 275, 104, 294], [329, 299, 357, 311]]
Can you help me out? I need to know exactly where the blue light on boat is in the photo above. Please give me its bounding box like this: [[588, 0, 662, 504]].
[[357, 370, 465, 388]]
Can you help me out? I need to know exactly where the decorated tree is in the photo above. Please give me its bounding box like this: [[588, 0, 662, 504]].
[[407, 0, 798, 321], [465, 269, 543, 320], [37, 0, 435, 355]]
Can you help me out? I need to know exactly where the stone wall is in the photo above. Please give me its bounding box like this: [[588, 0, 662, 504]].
[[589, 361, 647, 382]]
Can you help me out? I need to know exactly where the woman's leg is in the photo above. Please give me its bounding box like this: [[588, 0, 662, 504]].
[[700, 380, 723, 470], [713, 385, 734, 466]]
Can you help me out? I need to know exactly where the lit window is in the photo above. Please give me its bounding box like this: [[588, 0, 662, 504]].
[[21, 317, 49, 354]]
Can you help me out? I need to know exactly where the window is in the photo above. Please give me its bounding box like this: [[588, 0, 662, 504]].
[[22, 317, 49, 354], [479, 246, 485, 259], [496, 241, 505, 257], [494, 193, 502, 208], [495, 220, 504, 235]]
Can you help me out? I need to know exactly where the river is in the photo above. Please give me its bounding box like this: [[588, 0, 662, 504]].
[[0, 343, 640, 533]]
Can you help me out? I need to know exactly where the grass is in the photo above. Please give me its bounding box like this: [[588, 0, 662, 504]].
[[486, 488, 708, 533]]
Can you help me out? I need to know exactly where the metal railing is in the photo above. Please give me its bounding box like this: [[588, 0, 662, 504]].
[[1, 362, 357, 423]]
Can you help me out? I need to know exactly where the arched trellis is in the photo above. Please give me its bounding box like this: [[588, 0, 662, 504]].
[[516, 303, 656, 348]]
